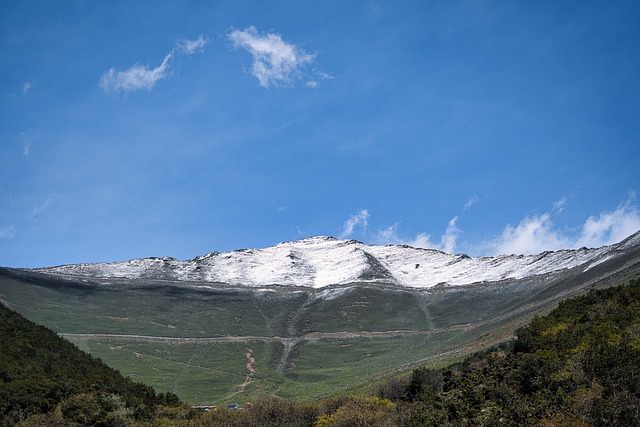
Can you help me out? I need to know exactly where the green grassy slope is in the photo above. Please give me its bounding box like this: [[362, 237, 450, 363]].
[[184, 276, 640, 427], [4, 276, 640, 426], [1, 245, 639, 405]]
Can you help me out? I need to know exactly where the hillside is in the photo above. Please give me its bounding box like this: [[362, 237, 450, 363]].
[[181, 276, 640, 426], [51, 275, 634, 427], [0, 302, 182, 426], [374, 276, 640, 426], [5, 277, 638, 426], [1, 232, 639, 405]]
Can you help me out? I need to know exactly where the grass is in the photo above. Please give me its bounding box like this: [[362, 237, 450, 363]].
[[64, 331, 476, 405], [2, 261, 632, 405]]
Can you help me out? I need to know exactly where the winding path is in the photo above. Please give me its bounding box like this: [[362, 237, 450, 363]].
[[59, 325, 476, 345]]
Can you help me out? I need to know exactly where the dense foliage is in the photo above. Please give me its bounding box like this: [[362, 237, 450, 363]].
[[3, 277, 639, 426], [0, 303, 183, 426], [381, 276, 640, 426]]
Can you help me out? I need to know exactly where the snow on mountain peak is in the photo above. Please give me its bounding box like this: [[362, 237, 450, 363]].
[[34, 232, 639, 289]]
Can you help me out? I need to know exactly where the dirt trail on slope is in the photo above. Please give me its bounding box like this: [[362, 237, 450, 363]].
[[225, 348, 256, 399], [59, 325, 478, 344], [243, 348, 255, 388]]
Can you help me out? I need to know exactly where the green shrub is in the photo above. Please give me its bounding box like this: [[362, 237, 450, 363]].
[[314, 396, 396, 427]]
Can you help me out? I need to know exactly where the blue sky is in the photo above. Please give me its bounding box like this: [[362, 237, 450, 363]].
[[1, 1, 639, 268]]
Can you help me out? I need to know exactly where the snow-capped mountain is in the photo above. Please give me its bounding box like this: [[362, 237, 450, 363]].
[[5, 231, 640, 404], [34, 231, 640, 288]]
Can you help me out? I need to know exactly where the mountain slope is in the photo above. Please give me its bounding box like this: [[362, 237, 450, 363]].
[[0, 302, 181, 426], [189, 277, 640, 427], [1, 231, 639, 405], [33, 232, 640, 288], [377, 277, 640, 426]]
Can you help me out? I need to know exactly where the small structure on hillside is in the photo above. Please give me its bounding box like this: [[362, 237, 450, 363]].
[[192, 405, 218, 412]]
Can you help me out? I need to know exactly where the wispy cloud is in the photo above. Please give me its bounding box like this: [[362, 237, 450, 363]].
[[20, 130, 38, 156], [22, 82, 32, 94], [339, 209, 370, 238], [305, 72, 334, 89], [489, 196, 640, 255], [490, 212, 571, 255], [100, 54, 173, 94], [296, 225, 308, 237], [552, 197, 567, 213], [464, 196, 479, 212], [176, 35, 207, 55], [575, 197, 640, 248], [28, 193, 59, 220], [100, 36, 207, 95], [374, 223, 434, 248], [0, 226, 16, 239], [370, 196, 640, 256], [374, 196, 475, 253], [228, 26, 324, 88], [374, 216, 461, 253], [440, 216, 461, 253]]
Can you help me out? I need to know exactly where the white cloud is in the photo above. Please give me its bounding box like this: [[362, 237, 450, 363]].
[[575, 199, 640, 248], [374, 217, 461, 253], [100, 53, 173, 94], [339, 209, 369, 238], [367, 198, 640, 256], [22, 82, 32, 94], [489, 197, 640, 255], [552, 197, 567, 213], [228, 26, 315, 88], [441, 216, 460, 254], [100, 36, 206, 95], [408, 233, 437, 249], [28, 193, 59, 220], [374, 223, 405, 245], [176, 35, 207, 54], [20, 130, 38, 156], [296, 225, 309, 237], [0, 226, 16, 239], [306, 73, 334, 89], [374, 223, 437, 248], [463, 196, 478, 212], [491, 213, 571, 255]]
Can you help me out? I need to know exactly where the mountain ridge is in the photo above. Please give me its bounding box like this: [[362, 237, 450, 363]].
[[2, 231, 639, 404], [30, 231, 640, 289]]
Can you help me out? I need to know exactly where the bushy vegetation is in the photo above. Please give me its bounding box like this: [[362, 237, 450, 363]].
[[378, 276, 640, 426], [3, 277, 640, 426], [0, 303, 185, 426], [178, 396, 398, 427]]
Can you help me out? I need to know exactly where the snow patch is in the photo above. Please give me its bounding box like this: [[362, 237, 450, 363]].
[[34, 232, 638, 289], [316, 286, 354, 301]]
